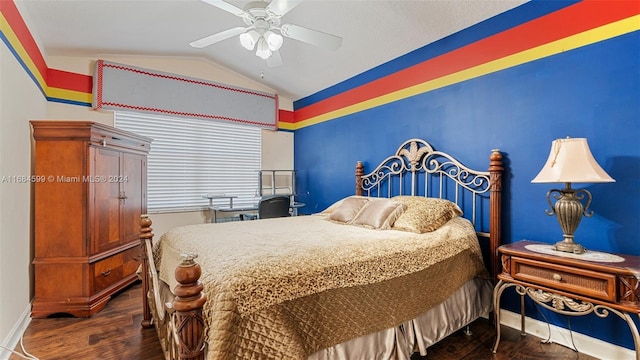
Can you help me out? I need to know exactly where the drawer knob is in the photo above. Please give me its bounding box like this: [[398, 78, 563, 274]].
[[552, 273, 562, 281], [101, 269, 112, 277]]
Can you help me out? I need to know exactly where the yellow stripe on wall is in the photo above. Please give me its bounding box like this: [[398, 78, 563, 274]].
[[47, 87, 93, 104], [0, 12, 47, 92], [278, 122, 296, 131]]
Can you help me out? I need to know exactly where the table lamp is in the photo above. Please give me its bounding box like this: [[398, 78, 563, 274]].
[[531, 137, 614, 254]]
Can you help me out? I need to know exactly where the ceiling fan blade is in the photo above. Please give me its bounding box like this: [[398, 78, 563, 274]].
[[280, 23, 342, 51], [266, 51, 283, 68], [266, 0, 304, 17], [200, 0, 245, 17], [189, 27, 247, 48]]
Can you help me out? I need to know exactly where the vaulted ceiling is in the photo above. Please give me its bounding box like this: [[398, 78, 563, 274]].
[[16, 0, 527, 101]]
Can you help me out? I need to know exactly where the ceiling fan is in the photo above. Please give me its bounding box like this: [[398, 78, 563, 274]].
[[189, 0, 343, 67]]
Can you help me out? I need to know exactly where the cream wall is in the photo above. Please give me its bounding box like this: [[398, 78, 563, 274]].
[[0, 50, 294, 349], [45, 55, 294, 238], [0, 45, 47, 349]]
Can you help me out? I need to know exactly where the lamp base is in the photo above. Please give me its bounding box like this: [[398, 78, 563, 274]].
[[544, 184, 592, 255], [553, 240, 586, 254]]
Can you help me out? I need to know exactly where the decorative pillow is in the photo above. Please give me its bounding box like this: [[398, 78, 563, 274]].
[[321, 195, 368, 215], [351, 198, 405, 229], [391, 196, 463, 233], [327, 196, 370, 223]]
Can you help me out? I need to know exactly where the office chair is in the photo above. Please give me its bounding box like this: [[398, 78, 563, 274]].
[[258, 195, 291, 219]]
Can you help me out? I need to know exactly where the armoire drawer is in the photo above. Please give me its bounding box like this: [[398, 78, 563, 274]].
[[92, 247, 140, 293], [122, 246, 141, 276]]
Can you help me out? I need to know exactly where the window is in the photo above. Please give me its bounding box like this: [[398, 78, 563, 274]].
[[115, 111, 261, 213]]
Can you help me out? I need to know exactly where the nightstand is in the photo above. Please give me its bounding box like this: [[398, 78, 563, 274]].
[[492, 240, 640, 359]]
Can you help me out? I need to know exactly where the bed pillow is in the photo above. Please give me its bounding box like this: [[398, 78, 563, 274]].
[[351, 198, 405, 229], [327, 196, 369, 223], [391, 196, 463, 233]]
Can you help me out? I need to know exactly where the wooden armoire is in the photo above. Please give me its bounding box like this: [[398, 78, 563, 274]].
[[31, 121, 152, 318]]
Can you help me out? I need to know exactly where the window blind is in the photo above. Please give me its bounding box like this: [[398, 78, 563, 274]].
[[115, 111, 261, 213]]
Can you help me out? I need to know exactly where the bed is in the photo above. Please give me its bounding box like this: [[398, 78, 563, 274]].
[[138, 138, 504, 360]]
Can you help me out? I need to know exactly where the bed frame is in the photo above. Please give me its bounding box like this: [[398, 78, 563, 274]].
[[355, 138, 504, 278], [138, 138, 504, 360]]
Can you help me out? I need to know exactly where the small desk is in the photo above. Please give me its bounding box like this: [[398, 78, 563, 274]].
[[203, 194, 248, 223], [492, 240, 640, 359], [204, 195, 306, 222], [203, 194, 237, 208], [209, 205, 258, 223]]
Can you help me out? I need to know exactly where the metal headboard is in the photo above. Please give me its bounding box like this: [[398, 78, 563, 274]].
[[354, 138, 504, 278]]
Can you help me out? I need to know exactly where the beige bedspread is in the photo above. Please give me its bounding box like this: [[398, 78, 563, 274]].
[[155, 214, 488, 360]]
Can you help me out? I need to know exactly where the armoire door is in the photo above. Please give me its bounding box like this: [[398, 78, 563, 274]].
[[121, 152, 147, 244], [92, 147, 122, 254]]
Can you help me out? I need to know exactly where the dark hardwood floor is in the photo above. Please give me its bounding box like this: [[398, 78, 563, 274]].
[[11, 282, 599, 360]]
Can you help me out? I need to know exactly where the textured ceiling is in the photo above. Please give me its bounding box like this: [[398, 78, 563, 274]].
[[16, 0, 527, 101]]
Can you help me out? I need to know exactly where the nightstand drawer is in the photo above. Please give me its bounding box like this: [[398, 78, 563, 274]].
[[511, 257, 617, 302]]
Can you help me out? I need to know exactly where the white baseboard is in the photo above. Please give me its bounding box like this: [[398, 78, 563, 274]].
[[0, 304, 32, 360], [500, 309, 635, 360]]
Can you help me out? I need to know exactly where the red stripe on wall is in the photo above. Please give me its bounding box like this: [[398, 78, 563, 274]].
[[278, 109, 295, 124], [47, 68, 93, 93], [295, 0, 640, 123], [0, 0, 48, 83]]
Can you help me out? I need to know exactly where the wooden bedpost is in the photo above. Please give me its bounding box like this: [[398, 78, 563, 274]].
[[173, 254, 207, 360], [139, 214, 154, 328], [488, 150, 504, 280], [355, 161, 364, 196]]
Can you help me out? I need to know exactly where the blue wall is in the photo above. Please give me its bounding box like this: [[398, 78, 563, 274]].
[[294, 4, 640, 352]]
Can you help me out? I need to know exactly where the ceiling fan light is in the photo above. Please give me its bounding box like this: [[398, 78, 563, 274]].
[[239, 30, 259, 50], [264, 31, 283, 51], [255, 37, 272, 59]]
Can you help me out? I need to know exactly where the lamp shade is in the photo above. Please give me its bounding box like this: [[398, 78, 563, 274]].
[[531, 137, 615, 184], [264, 31, 283, 51], [240, 30, 260, 50], [255, 37, 272, 59]]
